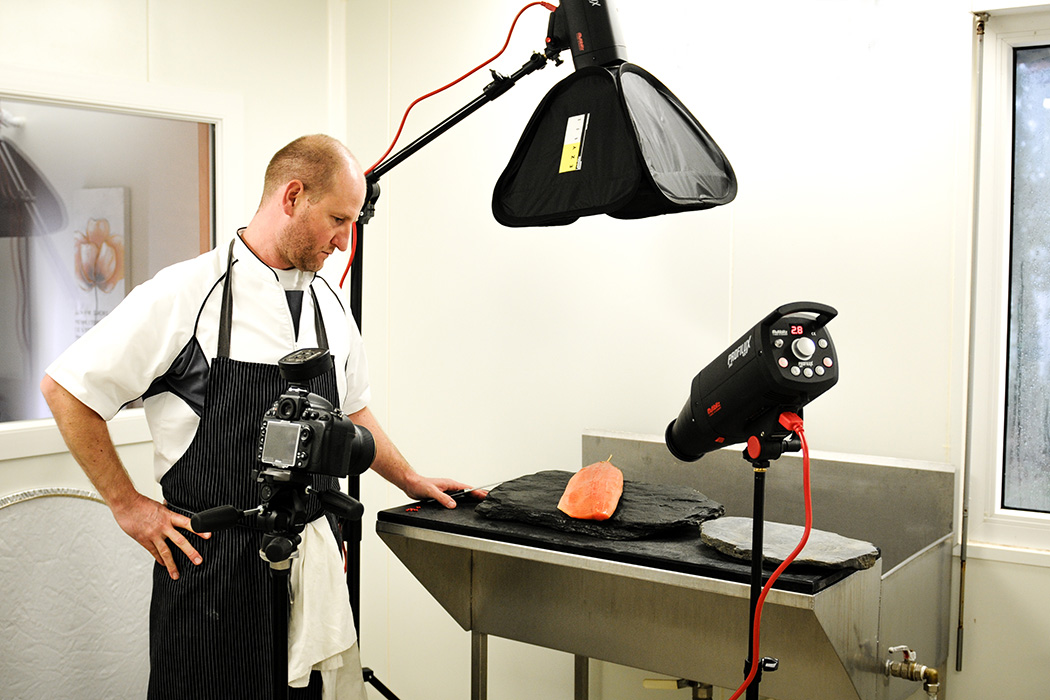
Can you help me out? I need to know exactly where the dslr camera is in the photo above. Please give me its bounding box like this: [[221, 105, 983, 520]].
[[257, 348, 376, 477]]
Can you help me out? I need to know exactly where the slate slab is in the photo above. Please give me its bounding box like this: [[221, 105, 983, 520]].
[[475, 469, 724, 540], [700, 516, 880, 570]]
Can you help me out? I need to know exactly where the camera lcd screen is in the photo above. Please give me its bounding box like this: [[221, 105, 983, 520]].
[[260, 420, 302, 468]]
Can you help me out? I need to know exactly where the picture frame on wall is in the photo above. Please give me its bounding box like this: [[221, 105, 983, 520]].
[[70, 187, 128, 339]]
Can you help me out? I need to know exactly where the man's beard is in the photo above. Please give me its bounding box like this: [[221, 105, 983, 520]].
[[279, 216, 329, 272]]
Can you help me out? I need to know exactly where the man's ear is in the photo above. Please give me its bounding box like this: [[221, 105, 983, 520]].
[[280, 180, 305, 216]]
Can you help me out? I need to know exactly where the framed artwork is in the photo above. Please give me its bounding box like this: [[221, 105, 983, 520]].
[[71, 187, 128, 338]]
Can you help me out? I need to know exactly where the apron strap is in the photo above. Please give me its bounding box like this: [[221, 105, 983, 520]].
[[309, 287, 329, 350], [218, 236, 329, 356], [217, 238, 236, 358]]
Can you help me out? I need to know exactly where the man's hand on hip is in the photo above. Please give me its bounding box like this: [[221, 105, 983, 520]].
[[113, 494, 211, 580]]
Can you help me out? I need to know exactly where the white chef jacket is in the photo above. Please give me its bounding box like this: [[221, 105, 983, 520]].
[[47, 233, 371, 483]]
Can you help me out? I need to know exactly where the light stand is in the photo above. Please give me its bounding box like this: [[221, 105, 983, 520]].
[[343, 2, 739, 691], [343, 46, 564, 699], [665, 304, 836, 699], [737, 417, 801, 700]]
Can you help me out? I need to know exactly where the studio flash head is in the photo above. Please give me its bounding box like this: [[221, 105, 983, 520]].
[[665, 302, 839, 462]]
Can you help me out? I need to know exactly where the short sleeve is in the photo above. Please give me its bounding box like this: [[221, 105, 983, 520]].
[[45, 264, 203, 421]]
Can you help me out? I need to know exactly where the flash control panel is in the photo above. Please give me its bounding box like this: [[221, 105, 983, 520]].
[[770, 316, 837, 383]]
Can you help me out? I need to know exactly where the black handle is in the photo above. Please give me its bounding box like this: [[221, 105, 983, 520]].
[[317, 489, 365, 521], [190, 505, 244, 533], [767, 301, 838, 331]]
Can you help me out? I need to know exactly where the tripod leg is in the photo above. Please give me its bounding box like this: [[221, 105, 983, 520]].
[[272, 560, 292, 700]]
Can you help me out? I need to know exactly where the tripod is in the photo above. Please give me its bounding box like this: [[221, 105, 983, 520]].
[[193, 468, 364, 700]]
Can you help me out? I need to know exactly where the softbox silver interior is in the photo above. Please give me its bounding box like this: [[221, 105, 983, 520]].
[[492, 63, 736, 227]]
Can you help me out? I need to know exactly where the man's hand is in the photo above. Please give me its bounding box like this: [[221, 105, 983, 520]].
[[112, 494, 211, 580], [401, 475, 485, 509], [40, 375, 212, 581]]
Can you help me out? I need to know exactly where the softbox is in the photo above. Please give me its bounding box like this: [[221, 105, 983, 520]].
[[492, 62, 736, 227]]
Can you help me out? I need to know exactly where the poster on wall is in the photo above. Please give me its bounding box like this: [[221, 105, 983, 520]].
[[70, 187, 128, 339]]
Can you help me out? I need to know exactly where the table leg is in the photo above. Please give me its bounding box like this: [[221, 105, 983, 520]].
[[471, 631, 488, 700], [574, 655, 589, 700]]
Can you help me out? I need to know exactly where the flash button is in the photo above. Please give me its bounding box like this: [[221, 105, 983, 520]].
[[791, 337, 816, 361]]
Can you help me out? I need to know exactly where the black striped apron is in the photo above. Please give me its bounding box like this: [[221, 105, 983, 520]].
[[148, 242, 339, 700]]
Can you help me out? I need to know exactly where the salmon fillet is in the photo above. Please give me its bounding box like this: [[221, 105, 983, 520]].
[[557, 460, 624, 520]]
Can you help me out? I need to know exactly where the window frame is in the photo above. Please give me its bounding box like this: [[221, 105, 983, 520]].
[[0, 66, 243, 459], [968, 10, 1050, 555]]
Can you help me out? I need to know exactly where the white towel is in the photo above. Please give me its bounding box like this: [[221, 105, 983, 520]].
[[287, 518, 367, 700]]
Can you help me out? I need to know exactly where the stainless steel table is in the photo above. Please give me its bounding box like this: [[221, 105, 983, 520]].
[[377, 431, 953, 700], [377, 499, 882, 700]]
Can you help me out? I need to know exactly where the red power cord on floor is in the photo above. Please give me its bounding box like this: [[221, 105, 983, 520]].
[[339, 1, 557, 288], [727, 411, 812, 700]]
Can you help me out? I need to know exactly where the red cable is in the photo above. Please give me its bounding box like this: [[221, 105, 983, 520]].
[[340, 1, 557, 288], [365, 1, 557, 177], [727, 412, 812, 700], [340, 224, 357, 288]]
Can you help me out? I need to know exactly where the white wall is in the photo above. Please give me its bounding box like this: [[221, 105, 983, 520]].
[[0, 0, 1047, 699]]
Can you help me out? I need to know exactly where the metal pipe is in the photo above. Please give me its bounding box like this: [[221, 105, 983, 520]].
[[958, 10, 990, 674]]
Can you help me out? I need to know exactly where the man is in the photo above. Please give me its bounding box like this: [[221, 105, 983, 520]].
[[41, 134, 471, 699]]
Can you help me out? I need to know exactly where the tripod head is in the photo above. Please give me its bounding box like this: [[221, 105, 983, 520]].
[[190, 469, 363, 565]]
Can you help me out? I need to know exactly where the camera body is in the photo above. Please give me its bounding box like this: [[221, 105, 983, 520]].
[[256, 348, 375, 477]]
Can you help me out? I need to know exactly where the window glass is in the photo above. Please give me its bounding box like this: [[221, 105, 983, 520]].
[[0, 96, 213, 422], [1005, 45, 1050, 513]]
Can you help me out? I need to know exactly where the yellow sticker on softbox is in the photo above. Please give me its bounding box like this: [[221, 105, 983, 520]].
[[559, 113, 589, 173]]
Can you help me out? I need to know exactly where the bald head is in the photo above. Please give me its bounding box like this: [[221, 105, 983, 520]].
[[260, 134, 362, 208], [242, 134, 366, 271]]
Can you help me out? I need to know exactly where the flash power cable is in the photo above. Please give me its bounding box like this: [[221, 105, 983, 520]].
[[728, 411, 813, 700]]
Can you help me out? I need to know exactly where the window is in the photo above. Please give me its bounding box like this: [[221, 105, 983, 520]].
[[0, 96, 214, 423], [970, 10, 1050, 551], [1005, 44, 1050, 514]]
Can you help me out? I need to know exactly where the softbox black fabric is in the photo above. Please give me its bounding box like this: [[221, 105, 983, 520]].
[[492, 63, 736, 227]]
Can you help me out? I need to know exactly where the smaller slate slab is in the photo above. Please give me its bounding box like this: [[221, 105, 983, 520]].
[[475, 470, 724, 540], [700, 516, 880, 570]]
